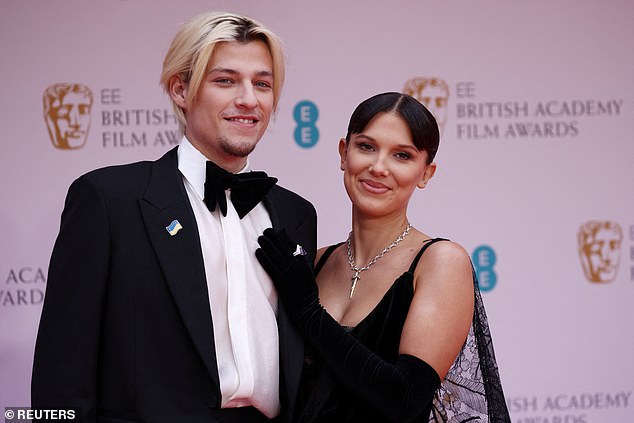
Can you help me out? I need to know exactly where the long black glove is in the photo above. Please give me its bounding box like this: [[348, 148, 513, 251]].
[[256, 228, 440, 422]]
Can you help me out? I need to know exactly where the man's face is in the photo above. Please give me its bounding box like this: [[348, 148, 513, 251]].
[[46, 89, 92, 149], [181, 40, 274, 171]]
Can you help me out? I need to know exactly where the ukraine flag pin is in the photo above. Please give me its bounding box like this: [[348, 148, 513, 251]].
[[166, 219, 183, 236]]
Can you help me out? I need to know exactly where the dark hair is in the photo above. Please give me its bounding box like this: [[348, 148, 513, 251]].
[[345, 92, 440, 163]]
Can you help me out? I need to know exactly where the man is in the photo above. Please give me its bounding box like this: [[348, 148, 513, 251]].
[[32, 12, 317, 423]]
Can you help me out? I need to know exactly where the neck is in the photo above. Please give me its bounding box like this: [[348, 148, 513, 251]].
[[186, 135, 248, 173], [349, 211, 410, 265]]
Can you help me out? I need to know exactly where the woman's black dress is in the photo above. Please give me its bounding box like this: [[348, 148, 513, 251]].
[[295, 238, 511, 423]]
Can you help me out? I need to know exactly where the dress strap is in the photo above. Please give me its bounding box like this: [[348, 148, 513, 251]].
[[314, 242, 344, 275], [407, 238, 449, 274]]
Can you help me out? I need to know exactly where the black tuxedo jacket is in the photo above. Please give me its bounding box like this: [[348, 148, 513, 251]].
[[32, 147, 317, 423]]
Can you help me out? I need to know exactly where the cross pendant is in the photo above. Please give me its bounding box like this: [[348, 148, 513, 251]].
[[350, 271, 361, 299]]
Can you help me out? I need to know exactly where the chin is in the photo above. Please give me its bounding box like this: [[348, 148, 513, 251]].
[[352, 202, 392, 218], [221, 139, 258, 158]]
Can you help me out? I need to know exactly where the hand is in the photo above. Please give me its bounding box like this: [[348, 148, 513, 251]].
[[257, 230, 440, 422], [256, 228, 318, 318]]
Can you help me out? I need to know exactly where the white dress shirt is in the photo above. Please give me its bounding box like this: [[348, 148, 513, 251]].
[[177, 137, 280, 418]]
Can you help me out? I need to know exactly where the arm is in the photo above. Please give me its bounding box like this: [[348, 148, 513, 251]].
[[400, 240, 475, 380], [32, 175, 110, 422], [257, 230, 472, 422]]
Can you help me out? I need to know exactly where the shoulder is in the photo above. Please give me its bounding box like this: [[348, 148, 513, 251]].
[[68, 150, 175, 204], [315, 245, 333, 264], [83, 160, 153, 180], [421, 239, 470, 267], [73, 160, 153, 196], [314, 242, 346, 268], [77, 147, 177, 192], [269, 184, 314, 207], [413, 239, 473, 291], [268, 184, 317, 218]]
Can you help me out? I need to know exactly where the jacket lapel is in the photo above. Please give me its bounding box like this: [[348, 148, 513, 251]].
[[263, 193, 304, 421], [139, 147, 220, 390]]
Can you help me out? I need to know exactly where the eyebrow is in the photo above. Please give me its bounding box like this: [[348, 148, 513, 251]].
[[208, 67, 273, 78], [397, 144, 419, 151], [354, 134, 418, 151]]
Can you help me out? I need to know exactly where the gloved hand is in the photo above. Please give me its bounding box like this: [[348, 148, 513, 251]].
[[257, 228, 440, 422], [256, 228, 319, 321]]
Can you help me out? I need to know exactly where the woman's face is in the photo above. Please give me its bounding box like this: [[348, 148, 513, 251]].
[[339, 112, 436, 219]]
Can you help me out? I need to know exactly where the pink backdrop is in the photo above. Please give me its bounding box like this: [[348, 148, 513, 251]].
[[2, 1, 633, 421]]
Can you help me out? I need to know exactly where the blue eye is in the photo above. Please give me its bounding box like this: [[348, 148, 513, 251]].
[[395, 152, 411, 160], [255, 81, 272, 89]]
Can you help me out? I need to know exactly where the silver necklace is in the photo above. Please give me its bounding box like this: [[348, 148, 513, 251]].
[[346, 223, 412, 299]]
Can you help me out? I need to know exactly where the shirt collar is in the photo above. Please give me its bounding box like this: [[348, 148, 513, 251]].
[[177, 136, 251, 200]]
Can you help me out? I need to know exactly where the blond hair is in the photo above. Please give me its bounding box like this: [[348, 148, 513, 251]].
[[160, 12, 285, 131]]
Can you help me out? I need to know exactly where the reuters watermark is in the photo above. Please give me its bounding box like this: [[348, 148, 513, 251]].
[[4, 408, 78, 421]]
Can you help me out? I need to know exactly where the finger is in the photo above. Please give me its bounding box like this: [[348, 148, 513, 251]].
[[257, 234, 289, 271], [266, 228, 297, 256], [256, 248, 284, 283]]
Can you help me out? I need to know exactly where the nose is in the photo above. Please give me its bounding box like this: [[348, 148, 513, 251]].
[[368, 155, 389, 176], [235, 82, 258, 109]]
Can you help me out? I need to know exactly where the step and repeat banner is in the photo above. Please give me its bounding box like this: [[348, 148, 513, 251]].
[[1, 1, 633, 421]]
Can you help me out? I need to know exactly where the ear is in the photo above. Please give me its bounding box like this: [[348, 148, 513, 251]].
[[417, 162, 437, 188], [168, 75, 188, 109], [338, 138, 348, 170]]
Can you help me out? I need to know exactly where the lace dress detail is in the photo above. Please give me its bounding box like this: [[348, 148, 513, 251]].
[[430, 268, 511, 422], [301, 239, 510, 423]]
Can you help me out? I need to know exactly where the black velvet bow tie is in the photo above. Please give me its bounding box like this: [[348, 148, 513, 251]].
[[203, 161, 277, 219]]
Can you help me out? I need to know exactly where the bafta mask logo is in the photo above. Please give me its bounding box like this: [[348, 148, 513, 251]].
[[43, 83, 93, 149], [578, 221, 623, 283], [403, 77, 449, 135]]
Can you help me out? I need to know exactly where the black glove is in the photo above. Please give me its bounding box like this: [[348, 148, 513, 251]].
[[256, 228, 440, 422], [256, 228, 319, 321]]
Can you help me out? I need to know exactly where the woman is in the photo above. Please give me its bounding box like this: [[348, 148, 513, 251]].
[[257, 92, 510, 422]]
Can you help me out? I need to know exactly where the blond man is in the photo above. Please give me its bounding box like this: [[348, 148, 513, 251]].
[[32, 12, 316, 423]]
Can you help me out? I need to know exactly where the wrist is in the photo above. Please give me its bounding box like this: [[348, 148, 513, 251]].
[[285, 296, 321, 331]]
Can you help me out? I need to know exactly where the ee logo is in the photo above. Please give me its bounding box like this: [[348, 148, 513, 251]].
[[293, 100, 319, 148], [472, 245, 497, 292]]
